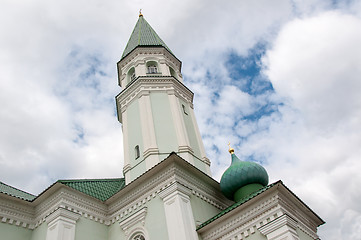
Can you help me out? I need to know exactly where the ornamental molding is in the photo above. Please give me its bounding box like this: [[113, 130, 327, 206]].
[[45, 207, 80, 226], [117, 77, 193, 114], [0, 156, 231, 230], [34, 187, 108, 226], [107, 160, 230, 224], [172, 167, 231, 209], [199, 193, 282, 240], [0, 196, 35, 229], [277, 191, 319, 232], [258, 213, 298, 236], [118, 47, 181, 73], [158, 182, 192, 200], [119, 207, 147, 236], [0, 186, 109, 229]]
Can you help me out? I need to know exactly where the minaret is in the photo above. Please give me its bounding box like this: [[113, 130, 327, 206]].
[[116, 13, 211, 184]]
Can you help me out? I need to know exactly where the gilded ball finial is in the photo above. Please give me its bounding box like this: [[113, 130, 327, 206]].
[[228, 142, 234, 154], [139, 9, 143, 17]]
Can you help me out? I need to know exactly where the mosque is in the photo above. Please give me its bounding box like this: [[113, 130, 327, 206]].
[[0, 13, 324, 240]]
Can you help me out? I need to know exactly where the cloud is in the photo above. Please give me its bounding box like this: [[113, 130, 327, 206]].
[[260, 11, 361, 239], [0, 1, 360, 239]]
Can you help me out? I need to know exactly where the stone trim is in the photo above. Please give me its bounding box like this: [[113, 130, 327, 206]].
[[45, 207, 80, 225], [158, 182, 191, 200], [108, 162, 230, 224], [0, 157, 229, 230], [45, 207, 80, 240], [119, 207, 147, 236], [259, 214, 299, 240], [0, 197, 35, 229], [118, 48, 181, 73], [277, 190, 320, 232], [117, 77, 193, 114], [199, 194, 282, 240], [159, 182, 198, 240]]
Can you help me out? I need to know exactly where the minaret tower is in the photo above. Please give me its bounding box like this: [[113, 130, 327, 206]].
[[116, 13, 210, 184]]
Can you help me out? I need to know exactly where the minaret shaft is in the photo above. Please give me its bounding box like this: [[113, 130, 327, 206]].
[[116, 16, 211, 184]]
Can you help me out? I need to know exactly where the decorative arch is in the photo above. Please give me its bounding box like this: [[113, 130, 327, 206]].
[[131, 233, 145, 240], [127, 227, 149, 240]]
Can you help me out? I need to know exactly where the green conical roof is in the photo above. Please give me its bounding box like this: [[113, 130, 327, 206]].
[[122, 15, 173, 59]]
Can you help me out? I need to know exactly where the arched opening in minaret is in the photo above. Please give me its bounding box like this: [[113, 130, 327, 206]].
[[127, 67, 136, 84], [169, 67, 177, 80], [146, 61, 159, 74]]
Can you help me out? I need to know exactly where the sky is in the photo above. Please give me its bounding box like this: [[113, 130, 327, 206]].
[[0, 0, 360, 239]]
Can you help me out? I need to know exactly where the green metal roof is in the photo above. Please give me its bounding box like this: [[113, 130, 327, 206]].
[[58, 178, 125, 201], [0, 181, 36, 201], [197, 181, 280, 230], [121, 15, 173, 59]]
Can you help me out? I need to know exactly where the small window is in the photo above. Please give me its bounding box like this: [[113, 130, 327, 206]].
[[182, 104, 188, 115], [147, 65, 158, 74], [135, 145, 140, 159]]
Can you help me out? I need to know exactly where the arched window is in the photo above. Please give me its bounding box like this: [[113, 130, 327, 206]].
[[169, 67, 177, 79], [146, 61, 159, 74], [127, 67, 136, 84], [132, 234, 145, 240], [135, 145, 140, 159]]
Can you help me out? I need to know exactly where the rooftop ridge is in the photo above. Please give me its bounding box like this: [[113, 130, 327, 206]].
[[58, 178, 124, 183]]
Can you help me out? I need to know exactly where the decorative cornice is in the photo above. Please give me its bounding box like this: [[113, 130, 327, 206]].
[[258, 213, 298, 236], [158, 182, 191, 200], [277, 190, 319, 232], [34, 187, 107, 223], [117, 77, 193, 111], [119, 207, 147, 236], [107, 158, 230, 225], [45, 207, 80, 225], [118, 47, 181, 73], [199, 193, 282, 240], [0, 195, 35, 229]]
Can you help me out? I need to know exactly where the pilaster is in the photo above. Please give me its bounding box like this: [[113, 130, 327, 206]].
[[158, 182, 198, 240], [167, 90, 194, 164], [138, 91, 159, 170], [45, 208, 80, 240], [189, 105, 211, 175], [159, 59, 171, 76], [259, 214, 300, 240], [121, 109, 131, 183]]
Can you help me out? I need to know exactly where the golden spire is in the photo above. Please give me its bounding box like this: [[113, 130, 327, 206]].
[[228, 142, 234, 154], [139, 9, 143, 17]]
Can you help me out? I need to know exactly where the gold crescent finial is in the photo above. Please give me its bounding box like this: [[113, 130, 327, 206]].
[[139, 9, 143, 17], [228, 142, 234, 154]]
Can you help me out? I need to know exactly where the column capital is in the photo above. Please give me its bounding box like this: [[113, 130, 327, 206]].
[[259, 214, 300, 240], [158, 182, 191, 201]]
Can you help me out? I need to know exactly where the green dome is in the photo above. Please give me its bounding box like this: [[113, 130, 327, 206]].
[[220, 153, 268, 201]]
